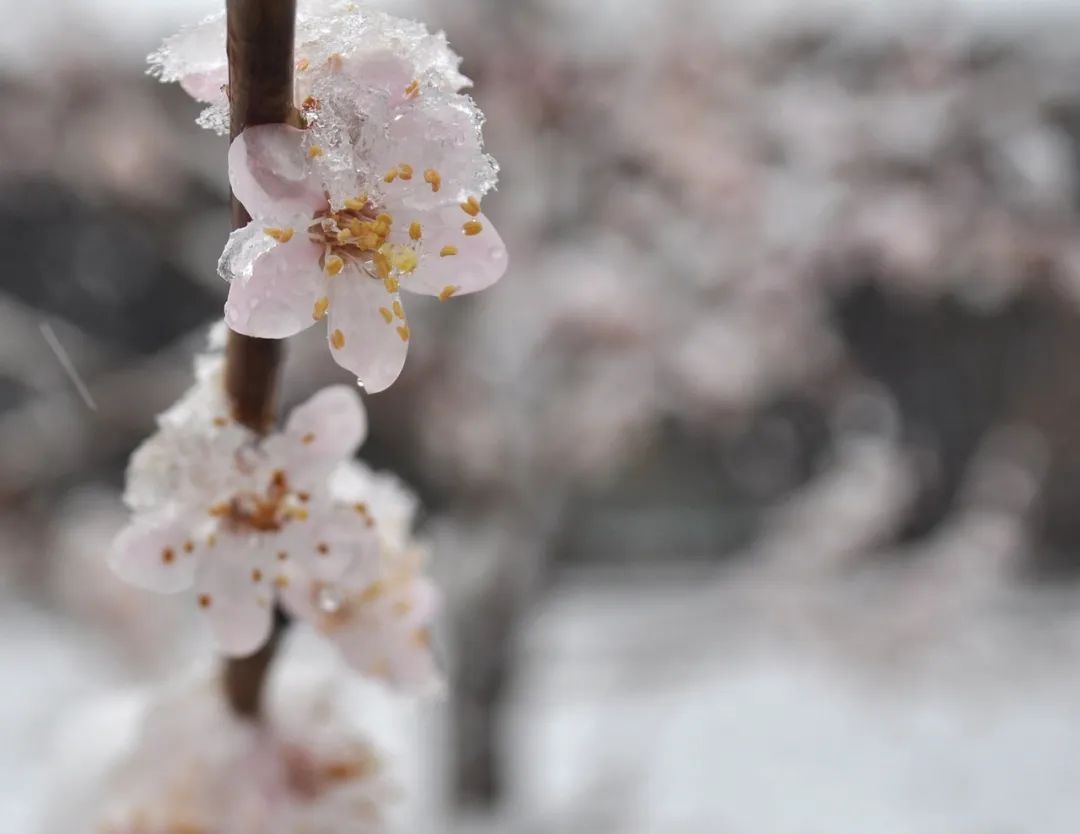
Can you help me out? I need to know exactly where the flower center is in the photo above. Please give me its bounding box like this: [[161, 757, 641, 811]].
[[306, 199, 419, 283], [210, 469, 308, 533]]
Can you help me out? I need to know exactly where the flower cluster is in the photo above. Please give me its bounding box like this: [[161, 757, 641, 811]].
[[95, 673, 392, 834], [111, 333, 439, 692], [151, 0, 508, 391]]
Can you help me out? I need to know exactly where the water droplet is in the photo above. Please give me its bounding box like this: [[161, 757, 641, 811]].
[[317, 586, 342, 613]]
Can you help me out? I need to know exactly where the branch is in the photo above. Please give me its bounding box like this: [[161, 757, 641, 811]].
[[221, 0, 298, 719]]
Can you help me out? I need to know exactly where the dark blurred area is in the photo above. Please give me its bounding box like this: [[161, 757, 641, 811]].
[[5, 1, 1080, 831]]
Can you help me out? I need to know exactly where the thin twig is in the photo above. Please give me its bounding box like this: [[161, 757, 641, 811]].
[[221, 0, 298, 719]]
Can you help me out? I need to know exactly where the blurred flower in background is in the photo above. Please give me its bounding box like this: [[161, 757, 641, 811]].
[[6, 0, 1080, 831]]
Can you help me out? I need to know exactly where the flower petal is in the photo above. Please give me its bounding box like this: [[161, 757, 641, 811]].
[[195, 539, 274, 657], [224, 231, 328, 339], [399, 209, 507, 298], [284, 385, 368, 461], [180, 67, 228, 104], [229, 124, 327, 221], [326, 275, 409, 393], [110, 513, 200, 594]]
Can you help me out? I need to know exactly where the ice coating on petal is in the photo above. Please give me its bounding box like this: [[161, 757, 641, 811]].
[[223, 230, 327, 339], [326, 276, 410, 393], [229, 125, 328, 221], [399, 209, 508, 297], [147, 11, 227, 100], [217, 222, 277, 285], [109, 513, 200, 594]]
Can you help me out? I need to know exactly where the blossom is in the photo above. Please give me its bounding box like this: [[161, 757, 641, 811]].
[[92, 673, 392, 834], [151, 2, 508, 392], [220, 122, 506, 392], [283, 462, 442, 694], [110, 347, 378, 656]]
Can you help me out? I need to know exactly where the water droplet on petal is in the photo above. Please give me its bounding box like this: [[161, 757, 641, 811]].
[[317, 586, 342, 613]]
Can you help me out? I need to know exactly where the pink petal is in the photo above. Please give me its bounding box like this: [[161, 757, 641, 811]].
[[326, 275, 409, 393], [195, 540, 274, 657], [180, 67, 228, 103], [224, 233, 328, 339], [399, 209, 508, 298], [228, 125, 327, 221], [283, 385, 368, 462], [109, 513, 200, 594]]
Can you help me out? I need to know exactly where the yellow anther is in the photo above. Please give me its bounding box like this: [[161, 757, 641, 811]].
[[398, 163, 414, 181], [396, 325, 411, 342], [373, 252, 391, 279], [392, 300, 405, 320], [331, 329, 346, 350], [296, 57, 310, 71], [344, 196, 366, 211], [337, 227, 354, 242], [325, 255, 344, 276], [405, 79, 420, 98], [424, 168, 442, 192], [382, 243, 418, 274], [409, 221, 422, 241], [307, 145, 324, 158], [383, 167, 398, 183], [461, 196, 481, 216], [312, 296, 330, 321], [384, 276, 400, 293], [376, 213, 393, 227], [440, 245, 459, 257], [274, 575, 290, 589], [439, 285, 458, 301], [379, 307, 394, 324], [213, 416, 228, 427], [463, 220, 483, 236], [264, 226, 294, 243], [290, 507, 309, 521]]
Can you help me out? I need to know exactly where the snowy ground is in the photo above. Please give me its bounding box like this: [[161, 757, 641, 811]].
[[496, 568, 1080, 834]]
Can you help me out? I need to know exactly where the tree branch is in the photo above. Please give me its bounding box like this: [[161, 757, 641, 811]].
[[221, 0, 298, 719]]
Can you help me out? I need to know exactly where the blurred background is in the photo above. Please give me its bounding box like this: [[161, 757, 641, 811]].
[[5, 0, 1080, 830]]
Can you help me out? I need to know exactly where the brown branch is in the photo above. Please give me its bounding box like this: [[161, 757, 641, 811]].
[[221, 0, 298, 719]]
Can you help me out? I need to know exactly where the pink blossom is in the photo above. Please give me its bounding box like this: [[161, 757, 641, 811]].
[[282, 461, 443, 693], [95, 674, 392, 834], [220, 122, 506, 392], [111, 354, 378, 657], [151, 4, 507, 392]]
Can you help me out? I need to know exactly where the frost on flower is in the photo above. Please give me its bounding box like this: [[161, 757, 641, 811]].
[[96, 675, 391, 834], [151, 1, 508, 392], [111, 340, 379, 657]]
